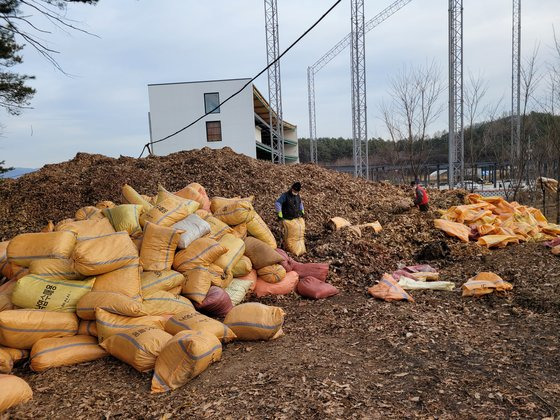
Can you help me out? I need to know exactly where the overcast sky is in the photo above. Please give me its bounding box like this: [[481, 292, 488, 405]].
[[1, 0, 559, 168]]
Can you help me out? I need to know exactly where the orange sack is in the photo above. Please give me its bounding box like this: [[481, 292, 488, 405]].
[[368, 273, 414, 302]]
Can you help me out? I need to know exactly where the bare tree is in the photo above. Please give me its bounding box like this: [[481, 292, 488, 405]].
[[464, 71, 488, 191], [380, 60, 444, 182], [548, 26, 560, 221], [511, 45, 543, 200]]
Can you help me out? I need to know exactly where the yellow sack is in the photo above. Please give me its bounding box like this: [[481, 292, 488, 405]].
[[141, 270, 184, 295], [214, 234, 245, 284], [212, 199, 255, 226], [0, 374, 33, 412], [101, 205, 143, 236], [210, 196, 253, 213], [187, 182, 211, 211], [327, 217, 352, 230], [11, 275, 95, 312], [173, 238, 227, 273], [0, 310, 78, 349], [92, 260, 142, 298], [151, 330, 222, 393], [41, 220, 54, 233], [0, 348, 12, 373], [433, 219, 471, 243], [257, 264, 287, 284], [231, 223, 247, 240], [76, 291, 145, 320], [139, 222, 183, 271], [131, 234, 143, 252], [224, 279, 253, 306], [75, 206, 104, 221], [100, 325, 172, 372], [143, 186, 199, 227], [182, 265, 223, 303], [55, 218, 115, 239], [167, 285, 182, 295], [174, 184, 204, 204], [477, 234, 519, 248], [142, 291, 194, 316], [73, 232, 138, 276], [0, 280, 16, 312], [78, 320, 98, 337], [224, 302, 284, 341], [357, 220, 383, 234], [95, 308, 167, 343], [247, 212, 277, 249], [0, 346, 28, 364], [7, 231, 77, 267], [122, 184, 154, 213], [462, 272, 513, 297], [28, 258, 85, 280], [54, 218, 75, 231], [165, 311, 236, 343], [281, 218, 306, 256], [95, 201, 115, 210], [30, 335, 108, 372], [197, 210, 235, 240], [232, 255, 252, 278]]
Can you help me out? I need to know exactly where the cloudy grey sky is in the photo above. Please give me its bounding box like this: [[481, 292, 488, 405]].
[[1, 0, 559, 168]]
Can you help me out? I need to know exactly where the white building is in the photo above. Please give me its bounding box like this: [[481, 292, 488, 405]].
[[147, 78, 299, 163]]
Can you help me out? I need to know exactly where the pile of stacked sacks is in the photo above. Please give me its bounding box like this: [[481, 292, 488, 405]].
[[0, 182, 334, 412], [434, 193, 560, 247]]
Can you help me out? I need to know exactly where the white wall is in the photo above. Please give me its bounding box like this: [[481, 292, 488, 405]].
[[148, 78, 256, 158]]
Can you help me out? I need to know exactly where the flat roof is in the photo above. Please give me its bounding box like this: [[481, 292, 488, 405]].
[[148, 77, 252, 87]]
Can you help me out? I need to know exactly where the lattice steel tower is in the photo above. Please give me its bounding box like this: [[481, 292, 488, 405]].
[[448, 0, 464, 188], [511, 0, 521, 163], [264, 0, 285, 164], [307, 0, 412, 164], [350, 0, 368, 179]]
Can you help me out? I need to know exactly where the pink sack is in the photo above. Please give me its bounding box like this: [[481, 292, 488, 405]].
[[404, 264, 438, 273], [545, 237, 560, 248], [291, 262, 329, 282], [296, 276, 339, 300], [193, 286, 233, 318], [254, 271, 299, 298], [275, 248, 294, 272]]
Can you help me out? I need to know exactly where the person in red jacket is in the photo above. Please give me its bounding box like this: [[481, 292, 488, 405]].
[[411, 181, 429, 212]]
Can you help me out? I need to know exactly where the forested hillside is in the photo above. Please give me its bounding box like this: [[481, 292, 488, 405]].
[[299, 112, 560, 168]]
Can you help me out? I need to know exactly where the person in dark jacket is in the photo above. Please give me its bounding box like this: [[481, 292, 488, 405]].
[[275, 182, 305, 220], [411, 181, 429, 212]]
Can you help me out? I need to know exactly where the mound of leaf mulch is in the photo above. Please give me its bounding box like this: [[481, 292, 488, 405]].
[[2, 147, 559, 419]]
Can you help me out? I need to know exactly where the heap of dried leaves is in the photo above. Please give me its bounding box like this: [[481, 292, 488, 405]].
[[1, 148, 559, 419]]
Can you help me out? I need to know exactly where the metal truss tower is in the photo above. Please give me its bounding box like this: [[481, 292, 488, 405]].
[[264, 0, 285, 164], [511, 0, 521, 163], [307, 66, 318, 163], [350, 0, 368, 179], [448, 0, 464, 188], [307, 0, 412, 164]]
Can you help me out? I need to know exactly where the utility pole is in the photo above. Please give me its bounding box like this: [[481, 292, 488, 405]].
[[307, 0, 412, 164], [511, 0, 521, 164], [307, 66, 317, 163], [448, 0, 464, 188], [264, 0, 285, 164], [350, 0, 368, 179]]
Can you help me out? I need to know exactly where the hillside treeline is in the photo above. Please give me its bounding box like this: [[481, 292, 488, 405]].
[[299, 112, 560, 169]]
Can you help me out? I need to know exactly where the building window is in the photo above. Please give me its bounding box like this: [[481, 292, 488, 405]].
[[204, 92, 220, 114], [206, 121, 222, 142]]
